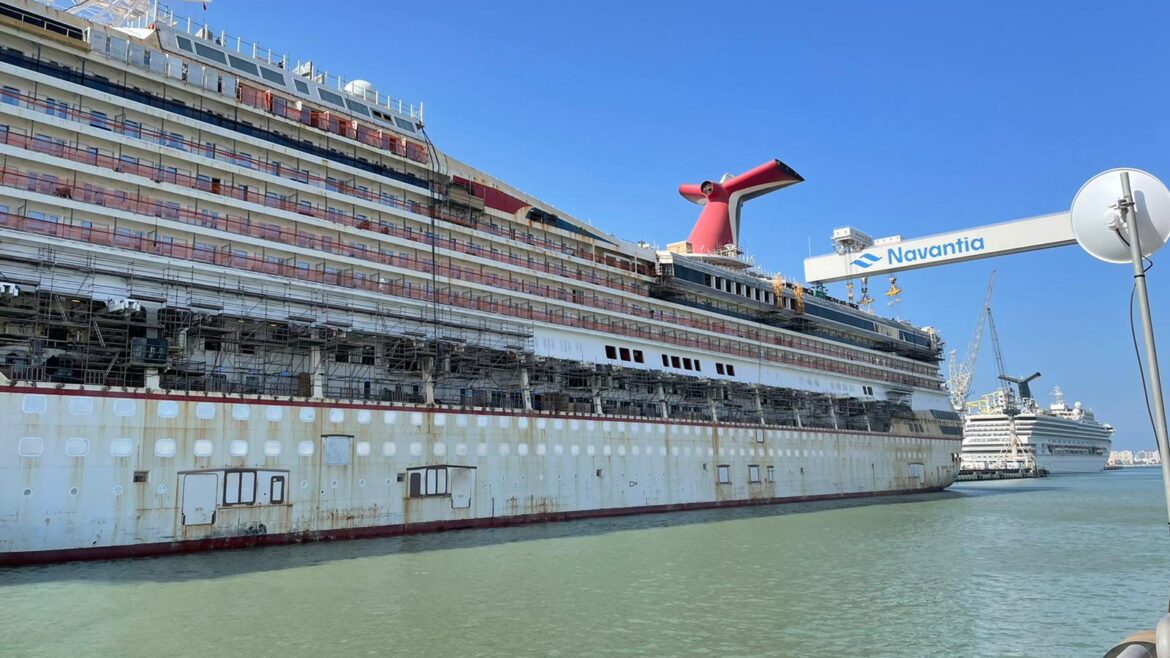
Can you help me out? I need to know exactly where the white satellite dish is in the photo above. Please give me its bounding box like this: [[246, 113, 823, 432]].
[[1071, 168, 1170, 533], [1069, 168, 1170, 263]]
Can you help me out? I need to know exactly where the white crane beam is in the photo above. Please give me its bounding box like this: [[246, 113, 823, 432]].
[[803, 212, 1075, 284]]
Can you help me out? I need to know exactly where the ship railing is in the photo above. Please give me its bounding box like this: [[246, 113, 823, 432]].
[[3, 83, 655, 281], [0, 202, 939, 391], [0, 98, 645, 293], [154, 7, 422, 119], [0, 158, 659, 321]]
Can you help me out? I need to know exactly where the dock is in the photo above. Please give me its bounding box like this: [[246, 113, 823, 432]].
[[956, 466, 1048, 482]]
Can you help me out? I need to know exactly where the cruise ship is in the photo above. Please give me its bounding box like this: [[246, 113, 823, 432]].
[[961, 386, 1114, 474], [0, 0, 961, 565]]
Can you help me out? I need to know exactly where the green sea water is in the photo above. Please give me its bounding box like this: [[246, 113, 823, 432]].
[[3, 469, 1167, 657]]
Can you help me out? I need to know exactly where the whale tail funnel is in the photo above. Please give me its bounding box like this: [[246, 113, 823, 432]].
[[679, 159, 803, 254]]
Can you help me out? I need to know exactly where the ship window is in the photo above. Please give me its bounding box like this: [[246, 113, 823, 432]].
[[88, 110, 109, 129], [694, 360, 701, 372], [408, 466, 449, 497], [633, 350, 644, 364], [294, 79, 309, 94], [717, 465, 731, 484], [661, 354, 669, 367], [225, 54, 258, 76], [726, 365, 736, 376], [175, 35, 194, 52], [716, 363, 725, 375], [270, 475, 286, 504], [43, 98, 68, 118], [318, 88, 345, 107], [605, 345, 617, 359], [748, 465, 760, 483], [619, 347, 631, 361], [1, 86, 18, 105], [670, 356, 681, 369], [223, 470, 257, 506], [344, 98, 371, 116], [767, 466, 775, 482], [393, 116, 416, 132], [682, 358, 693, 370], [193, 42, 228, 65], [260, 67, 285, 85]]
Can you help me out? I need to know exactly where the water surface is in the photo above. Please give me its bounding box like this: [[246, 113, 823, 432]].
[[3, 469, 1167, 657]]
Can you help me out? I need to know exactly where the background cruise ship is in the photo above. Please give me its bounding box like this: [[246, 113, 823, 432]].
[[0, 0, 961, 564], [962, 386, 1114, 474]]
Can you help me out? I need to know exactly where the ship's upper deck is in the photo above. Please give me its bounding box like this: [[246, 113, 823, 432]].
[[0, 0, 946, 399]]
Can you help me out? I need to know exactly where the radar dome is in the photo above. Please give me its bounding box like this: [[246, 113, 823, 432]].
[[1074, 401, 1083, 409], [344, 79, 376, 100]]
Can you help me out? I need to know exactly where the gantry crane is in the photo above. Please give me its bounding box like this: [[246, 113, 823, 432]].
[[946, 271, 996, 413]]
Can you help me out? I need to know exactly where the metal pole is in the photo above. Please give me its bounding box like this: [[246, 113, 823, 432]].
[[1120, 171, 1170, 529]]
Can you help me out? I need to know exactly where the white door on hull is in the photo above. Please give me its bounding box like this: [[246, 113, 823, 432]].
[[182, 473, 219, 525], [450, 468, 474, 509]]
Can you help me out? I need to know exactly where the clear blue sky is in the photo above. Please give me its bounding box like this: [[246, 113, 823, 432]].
[[201, 1, 1169, 450]]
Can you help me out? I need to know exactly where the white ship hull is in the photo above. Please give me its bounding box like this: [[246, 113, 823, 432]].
[[961, 412, 1112, 475], [1, 387, 959, 564]]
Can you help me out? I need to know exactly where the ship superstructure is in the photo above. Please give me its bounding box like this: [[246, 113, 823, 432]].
[[962, 386, 1114, 474], [0, 0, 960, 564]]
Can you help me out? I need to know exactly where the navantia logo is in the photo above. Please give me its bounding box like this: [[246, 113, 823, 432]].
[[887, 236, 985, 264], [851, 253, 881, 268], [850, 237, 987, 269]]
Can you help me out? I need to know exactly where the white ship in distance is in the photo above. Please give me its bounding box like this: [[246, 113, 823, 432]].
[[962, 384, 1114, 474]]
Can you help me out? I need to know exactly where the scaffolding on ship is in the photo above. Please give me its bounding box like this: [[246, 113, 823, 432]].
[[0, 241, 921, 431]]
